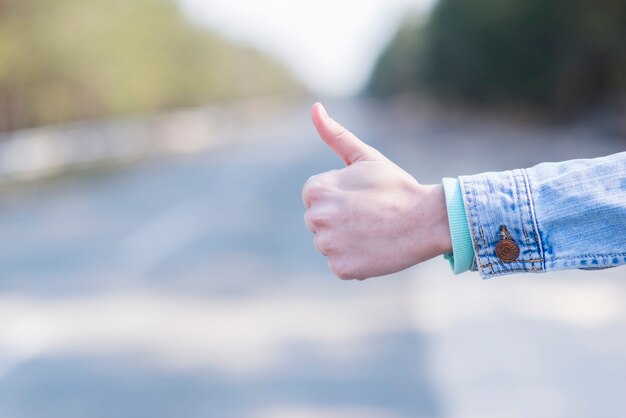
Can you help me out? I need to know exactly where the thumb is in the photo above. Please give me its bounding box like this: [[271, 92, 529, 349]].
[[311, 102, 382, 165]]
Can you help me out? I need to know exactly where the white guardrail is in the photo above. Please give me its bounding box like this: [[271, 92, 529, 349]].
[[0, 98, 295, 185]]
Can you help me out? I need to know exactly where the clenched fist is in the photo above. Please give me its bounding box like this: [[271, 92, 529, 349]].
[[303, 103, 452, 280]]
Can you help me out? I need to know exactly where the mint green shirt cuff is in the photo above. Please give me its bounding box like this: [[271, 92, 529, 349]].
[[442, 177, 475, 274]]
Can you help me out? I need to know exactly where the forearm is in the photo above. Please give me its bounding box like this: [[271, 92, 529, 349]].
[[454, 151, 626, 278], [304, 103, 626, 281]]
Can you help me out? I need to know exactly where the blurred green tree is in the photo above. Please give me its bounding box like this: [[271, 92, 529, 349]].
[[368, 0, 626, 113], [367, 17, 425, 99], [0, 0, 301, 132]]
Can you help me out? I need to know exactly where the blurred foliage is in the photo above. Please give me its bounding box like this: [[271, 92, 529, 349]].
[[367, 17, 425, 99], [368, 0, 626, 113], [0, 0, 301, 132]]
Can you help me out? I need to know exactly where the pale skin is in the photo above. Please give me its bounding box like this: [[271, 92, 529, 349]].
[[303, 103, 453, 280]]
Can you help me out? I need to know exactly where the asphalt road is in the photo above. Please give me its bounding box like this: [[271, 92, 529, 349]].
[[0, 99, 624, 418]]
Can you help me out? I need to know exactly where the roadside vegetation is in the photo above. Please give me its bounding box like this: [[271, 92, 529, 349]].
[[368, 0, 626, 115], [0, 0, 301, 132]]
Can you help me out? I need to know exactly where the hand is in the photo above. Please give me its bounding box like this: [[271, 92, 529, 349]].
[[303, 103, 452, 280]]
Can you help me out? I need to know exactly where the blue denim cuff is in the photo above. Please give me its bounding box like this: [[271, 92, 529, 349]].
[[459, 169, 544, 278], [442, 177, 475, 274]]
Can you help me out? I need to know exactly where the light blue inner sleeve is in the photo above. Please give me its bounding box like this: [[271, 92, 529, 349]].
[[442, 177, 475, 274]]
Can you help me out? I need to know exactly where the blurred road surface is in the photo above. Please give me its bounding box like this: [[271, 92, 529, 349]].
[[0, 99, 625, 418]]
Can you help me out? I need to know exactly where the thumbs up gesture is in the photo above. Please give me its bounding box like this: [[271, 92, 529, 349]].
[[303, 103, 452, 280]]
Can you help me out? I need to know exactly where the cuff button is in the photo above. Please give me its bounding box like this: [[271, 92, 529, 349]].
[[495, 239, 520, 262]]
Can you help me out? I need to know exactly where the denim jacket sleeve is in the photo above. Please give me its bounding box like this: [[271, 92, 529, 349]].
[[459, 151, 626, 278]]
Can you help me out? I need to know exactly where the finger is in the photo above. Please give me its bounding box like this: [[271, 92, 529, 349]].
[[302, 188, 311, 209], [304, 210, 316, 233], [313, 234, 330, 256], [311, 102, 381, 165], [328, 258, 352, 280], [303, 172, 337, 209], [302, 174, 319, 209]]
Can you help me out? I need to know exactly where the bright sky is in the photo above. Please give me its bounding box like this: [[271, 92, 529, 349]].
[[178, 0, 436, 97]]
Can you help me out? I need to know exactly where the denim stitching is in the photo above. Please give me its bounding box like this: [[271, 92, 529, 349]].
[[552, 253, 626, 260], [488, 257, 543, 267], [477, 189, 495, 274], [463, 176, 488, 272], [506, 172, 537, 274], [521, 168, 545, 272], [514, 171, 543, 272], [478, 172, 544, 277], [513, 172, 532, 248], [487, 267, 544, 274], [464, 174, 551, 278], [519, 170, 544, 271]]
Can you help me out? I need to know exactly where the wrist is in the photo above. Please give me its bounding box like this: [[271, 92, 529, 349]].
[[409, 183, 452, 262], [428, 183, 453, 256]]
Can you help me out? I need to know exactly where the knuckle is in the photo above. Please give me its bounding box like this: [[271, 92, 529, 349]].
[[332, 127, 350, 142], [305, 172, 337, 189], [328, 258, 355, 280], [303, 210, 315, 232], [314, 234, 333, 254], [304, 186, 322, 202], [309, 210, 330, 227], [302, 176, 324, 200], [304, 173, 324, 189], [303, 172, 340, 208]]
